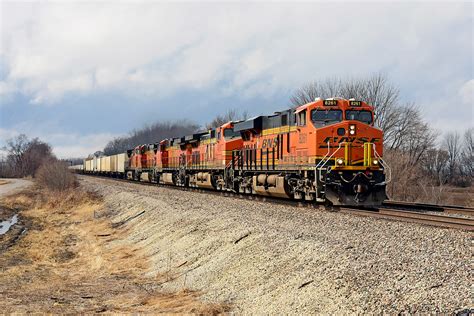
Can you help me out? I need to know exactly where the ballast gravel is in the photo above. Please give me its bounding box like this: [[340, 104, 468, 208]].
[[80, 176, 472, 314]]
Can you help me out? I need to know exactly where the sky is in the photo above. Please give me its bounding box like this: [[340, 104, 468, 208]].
[[0, 1, 472, 158]]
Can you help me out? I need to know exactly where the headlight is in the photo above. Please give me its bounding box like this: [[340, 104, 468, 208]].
[[349, 125, 356, 135], [372, 159, 379, 165], [336, 158, 344, 166]]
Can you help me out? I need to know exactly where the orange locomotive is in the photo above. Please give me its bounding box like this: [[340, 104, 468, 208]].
[[120, 97, 389, 206], [230, 98, 388, 206]]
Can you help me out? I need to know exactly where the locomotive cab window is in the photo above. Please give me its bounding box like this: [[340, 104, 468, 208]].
[[310, 109, 342, 127], [223, 128, 240, 139], [281, 114, 288, 126], [297, 110, 306, 126], [345, 110, 373, 125]]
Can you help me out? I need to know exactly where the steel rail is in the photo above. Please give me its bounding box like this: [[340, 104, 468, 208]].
[[443, 208, 474, 217], [341, 208, 474, 231], [383, 200, 474, 216], [79, 174, 474, 231]]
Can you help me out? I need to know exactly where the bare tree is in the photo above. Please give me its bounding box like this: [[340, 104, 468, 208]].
[[385, 105, 435, 164], [290, 74, 435, 166], [289, 79, 340, 106], [1, 135, 55, 178], [206, 108, 249, 129], [3, 134, 30, 176], [443, 131, 462, 181], [459, 128, 474, 185], [289, 73, 399, 131], [22, 138, 53, 176], [385, 149, 450, 204], [384, 149, 423, 201], [423, 148, 449, 185]]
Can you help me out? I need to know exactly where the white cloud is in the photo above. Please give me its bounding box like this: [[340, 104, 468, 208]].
[[0, 127, 20, 140], [459, 79, 474, 106], [1, 2, 471, 105], [51, 133, 117, 158], [0, 1, 472, 146]]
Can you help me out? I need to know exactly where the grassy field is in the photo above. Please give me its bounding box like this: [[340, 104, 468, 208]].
[[442, 186, 474, 207], [0, 187, 229, 313]]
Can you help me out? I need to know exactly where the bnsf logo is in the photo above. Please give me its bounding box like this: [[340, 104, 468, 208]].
[[262, 137, 279, 148], [319, 137, 380, 148]]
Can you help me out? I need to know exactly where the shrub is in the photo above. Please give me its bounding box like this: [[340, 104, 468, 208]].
[[35, 159, 78, 191]]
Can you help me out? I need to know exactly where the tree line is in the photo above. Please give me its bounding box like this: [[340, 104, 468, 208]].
[[0, 135, 76, 191], [0, 135, 54, 178], [102, 121, 200, 156]]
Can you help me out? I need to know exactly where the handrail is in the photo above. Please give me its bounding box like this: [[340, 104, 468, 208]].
[[315, 141, 331, 170], [371, 143, 391, 184], [315, 142, 346, 183], [314, 141, 331, 184], [317, 142, 346, 170]]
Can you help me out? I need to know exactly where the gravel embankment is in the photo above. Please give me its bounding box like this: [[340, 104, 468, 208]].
[[80, 176, 472, 314]]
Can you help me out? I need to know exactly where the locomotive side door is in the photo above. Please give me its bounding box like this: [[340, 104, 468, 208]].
[[295, 109, 310, 166], [160, 143, 169, 169]]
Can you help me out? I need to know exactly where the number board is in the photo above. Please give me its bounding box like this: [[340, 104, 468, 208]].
[[323, 100, 338, 106], [350, 101, 362, 106]]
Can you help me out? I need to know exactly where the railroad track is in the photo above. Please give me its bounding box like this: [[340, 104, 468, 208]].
[[80, 174, 474, 231], [383, 200, 474, 216], [341, 208, 474, 231]]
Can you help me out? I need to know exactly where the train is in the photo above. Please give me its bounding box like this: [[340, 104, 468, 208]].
[[75, 98, 391, 207]]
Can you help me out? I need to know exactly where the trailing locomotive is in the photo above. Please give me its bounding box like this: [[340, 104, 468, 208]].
[[82, 98, 390, 207]]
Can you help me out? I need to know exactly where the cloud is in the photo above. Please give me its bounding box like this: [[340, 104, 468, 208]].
[[459, 79, 473, 106], [0, 127, 20, 141], [1, 2, 471, 104], [51, 133, 117, 158], [0, 2, 472, 157]]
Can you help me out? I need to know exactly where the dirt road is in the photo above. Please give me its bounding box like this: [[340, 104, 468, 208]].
[[0, 179, 32, 198], [78, 176, 472, 314]]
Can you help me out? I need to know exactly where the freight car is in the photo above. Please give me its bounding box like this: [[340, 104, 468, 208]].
[[82, 98, 390, 207]]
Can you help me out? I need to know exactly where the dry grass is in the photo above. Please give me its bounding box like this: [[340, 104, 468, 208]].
[[440, 185, 474, 207], [0, 187, 230, 314], [0, 179, 9, 185], [35, 159, 77, 191]]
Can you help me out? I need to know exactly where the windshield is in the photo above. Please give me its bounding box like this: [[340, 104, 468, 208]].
[[311, 109, 343, 127], [345, 110, 373, 125]]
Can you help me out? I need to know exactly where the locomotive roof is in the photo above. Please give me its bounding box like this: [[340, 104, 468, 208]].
[[234, 108, 295, 133], [184, 131, 208, 143], [295, 98, 373, 113]]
